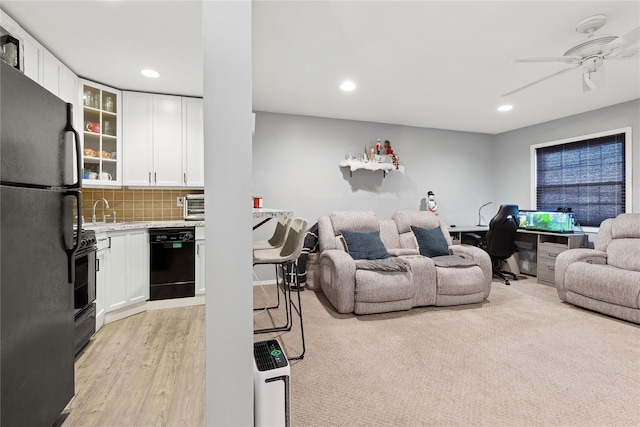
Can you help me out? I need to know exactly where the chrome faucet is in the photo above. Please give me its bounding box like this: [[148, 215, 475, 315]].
[[92, 198, 110, 223]]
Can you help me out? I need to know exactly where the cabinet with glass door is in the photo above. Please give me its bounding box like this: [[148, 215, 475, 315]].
[[81, 80, 122, 186]]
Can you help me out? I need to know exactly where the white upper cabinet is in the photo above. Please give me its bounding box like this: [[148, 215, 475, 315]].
[[123, 91, 203, 188], [43, 50, 78, 105], [154, 95, 184, 187], [122, 92, 154, 186], [182, 97, 205, 187], [81, 80, 122, 187], [13, 26, 43, 83]]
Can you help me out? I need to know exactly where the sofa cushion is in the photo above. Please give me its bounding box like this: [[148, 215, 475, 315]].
[[565, 263, 640, 309], [436, 265, 486, 296], [607, 239, 640, 272], [355, 269, 414, 303], [341, 230, 390, 260], [393, 210, 440, 233], [411, 225, 450, 257], [330, 210, 379, 235], [611, 213, 640, 239]]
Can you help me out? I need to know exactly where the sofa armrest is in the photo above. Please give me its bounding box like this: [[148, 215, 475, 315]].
[[319, 250, 357, 313], [555, 249, 607, 300], [449, 245, 492, 296]]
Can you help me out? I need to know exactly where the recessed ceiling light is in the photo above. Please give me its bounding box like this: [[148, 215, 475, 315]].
[[497, 104, 513, 112], [340, 81, 356, 91], [140, 69, 160, 78]]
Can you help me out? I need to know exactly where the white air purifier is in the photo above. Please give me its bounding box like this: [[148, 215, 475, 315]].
[[253, 339, 290, 427]]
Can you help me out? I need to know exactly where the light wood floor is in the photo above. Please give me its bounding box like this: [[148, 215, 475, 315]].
[[62, 306, 206, 427]]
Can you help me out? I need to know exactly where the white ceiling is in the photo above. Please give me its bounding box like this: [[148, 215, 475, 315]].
[[2, 0, 639, 134]]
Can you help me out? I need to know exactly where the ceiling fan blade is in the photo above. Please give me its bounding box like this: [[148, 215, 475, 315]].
[[513, 56, 581, 64], [605, 26, 640, 56], [501, 64, 581, 97], [606, 47, 639, 59]]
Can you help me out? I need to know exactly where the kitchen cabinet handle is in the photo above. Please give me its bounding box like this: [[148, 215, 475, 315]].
[[183, 173, 187, 185], [154, 172, 157, 184], [148, 172, 152, 184], [96, 258, 100, 272]]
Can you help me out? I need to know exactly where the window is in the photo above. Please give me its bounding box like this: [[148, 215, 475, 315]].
[[531, 128, 632, 228]]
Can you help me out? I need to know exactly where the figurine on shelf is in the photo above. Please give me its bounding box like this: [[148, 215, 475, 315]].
[[369, 146, 375, 161], [384, 140, 393, 155], [427, 191, 438, 215], [383, 139, 400, 168], [375, 139, 381, 154], [392, 154, 400, 169]]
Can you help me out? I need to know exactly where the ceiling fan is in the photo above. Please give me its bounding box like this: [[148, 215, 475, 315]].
[[502, 14, 640, 97]]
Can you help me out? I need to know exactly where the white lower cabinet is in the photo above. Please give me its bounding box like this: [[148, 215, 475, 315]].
[[95, 235, 108, 332], [105, 230, 149, 312], [195, 226, 206, 295]]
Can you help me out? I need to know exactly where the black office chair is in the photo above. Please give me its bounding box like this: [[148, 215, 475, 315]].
[[484, 204, 520, 285]]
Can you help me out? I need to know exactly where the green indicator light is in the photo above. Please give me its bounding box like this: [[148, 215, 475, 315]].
[[173, 242, 182, 248], [270, 349, 282, 357]]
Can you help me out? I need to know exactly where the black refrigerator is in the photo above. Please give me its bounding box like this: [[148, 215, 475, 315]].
[[1, 61, 82, 426]]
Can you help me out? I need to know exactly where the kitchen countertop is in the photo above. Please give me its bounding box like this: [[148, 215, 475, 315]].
[[83, 220, 205, 233]]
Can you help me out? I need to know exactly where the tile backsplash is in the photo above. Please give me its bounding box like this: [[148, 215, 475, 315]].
[[81, 188, 204, 223]]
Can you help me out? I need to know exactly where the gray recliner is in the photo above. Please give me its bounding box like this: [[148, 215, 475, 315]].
[[555, 213, 640, 324]]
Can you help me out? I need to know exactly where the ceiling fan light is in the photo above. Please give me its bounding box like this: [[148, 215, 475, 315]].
[[497, 104, 513, 112]]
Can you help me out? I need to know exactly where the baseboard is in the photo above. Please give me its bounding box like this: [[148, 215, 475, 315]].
[[104, 301, 148, 324], [147, 295, 205, 310], [104, 296, 206, 325], [253, 279, 277, 287]]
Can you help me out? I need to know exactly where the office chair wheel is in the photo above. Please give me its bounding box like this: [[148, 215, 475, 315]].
[[505, 279, 510, 286]]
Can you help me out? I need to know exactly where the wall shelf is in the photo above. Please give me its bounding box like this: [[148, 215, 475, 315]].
[[339, 159, 405, 178]]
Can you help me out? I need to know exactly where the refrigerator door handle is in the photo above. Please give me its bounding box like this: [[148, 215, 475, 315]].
[[64, 103, 82, 189], [64, 190, 82, 283]]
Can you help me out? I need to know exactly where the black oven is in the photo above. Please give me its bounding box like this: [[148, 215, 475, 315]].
[[73, 230, 97, 355]]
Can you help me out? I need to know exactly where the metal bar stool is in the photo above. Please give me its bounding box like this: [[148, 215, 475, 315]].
[[253, 217, 308, 360]]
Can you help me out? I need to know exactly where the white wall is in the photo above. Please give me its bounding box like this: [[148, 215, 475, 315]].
[[204, 2, 253, 426], [492, 99, 640, 213], [252, 112, 495, 240]]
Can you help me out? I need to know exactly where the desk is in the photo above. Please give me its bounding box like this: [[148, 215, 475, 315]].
[[447, 225, 489, 245], [448, 225, 587, 286], [515, 230, 587, 285], [252, 208, 293, 230]]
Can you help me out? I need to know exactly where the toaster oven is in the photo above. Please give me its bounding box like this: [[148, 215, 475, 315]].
[[183, 194, 204, 220]]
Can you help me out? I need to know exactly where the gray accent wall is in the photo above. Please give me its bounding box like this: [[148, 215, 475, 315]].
[[492, 99, 640, 213], [253, 99, 639, 241], [252, 112, 495, 237]]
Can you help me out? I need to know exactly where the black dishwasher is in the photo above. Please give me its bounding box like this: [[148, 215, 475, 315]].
[[149, 227, 195, 300]]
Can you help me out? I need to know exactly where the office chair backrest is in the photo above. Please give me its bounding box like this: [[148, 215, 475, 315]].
[[485, 204, 520, 259]]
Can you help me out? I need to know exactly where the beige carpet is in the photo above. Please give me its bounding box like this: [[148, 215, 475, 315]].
[[254, 277, 640, 427]]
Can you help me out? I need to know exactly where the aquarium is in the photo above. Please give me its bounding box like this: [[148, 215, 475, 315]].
[[524, 211, 575, 233]]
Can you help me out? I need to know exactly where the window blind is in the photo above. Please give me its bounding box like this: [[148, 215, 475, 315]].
[[536, 133, 625, 227]]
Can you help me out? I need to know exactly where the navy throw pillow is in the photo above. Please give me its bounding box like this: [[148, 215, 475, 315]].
[[340, 230, 390, 260], [411, 225, 450, 257]]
